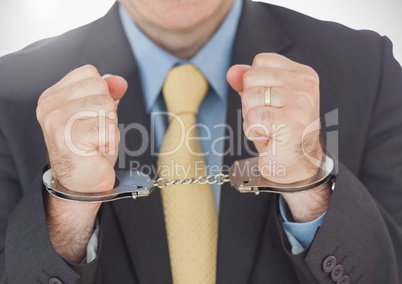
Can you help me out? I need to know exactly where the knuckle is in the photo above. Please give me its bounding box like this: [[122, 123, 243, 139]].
[[243, 69, 266, 89], [95, 78, 109, 93], [37, 94, 61, 125], [43, 109, 64, 133], [253, 53, 267, 66], [256, 86, 265, 97], [39, 88, 51, 102], [253, 53, 284, 67], [81, 95, 114, 111], [303, 65, 320, 81], [36, 105, 47, 123], [77, 79, 91, 91], [268, 68, 281, 81], [80, 64, 100, 77], [241, 90, 254, 109], [36, 106, 43, 123], [242, 69, 254, 88], [253, 53, 273, 66], [38, 86, 56, 106], [77, 77, 108, 93], [252, 88, 264, 107], [299, 73, 319, 93], [38, 94, 53, 109]]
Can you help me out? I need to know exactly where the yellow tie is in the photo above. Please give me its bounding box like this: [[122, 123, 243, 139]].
[[158, 64, 218, 284]]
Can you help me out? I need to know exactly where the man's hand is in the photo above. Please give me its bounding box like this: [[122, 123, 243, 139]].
[[36, 65, 127, 263], [227, 53, 331, 223], [37, 65, 127, 193]]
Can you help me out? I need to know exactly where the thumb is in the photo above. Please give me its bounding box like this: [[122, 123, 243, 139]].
[[226, 64, 251, 93], [102, 74, 128, 102]]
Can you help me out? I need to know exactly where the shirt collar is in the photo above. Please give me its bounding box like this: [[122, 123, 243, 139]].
[[119, 0, 242, 112]]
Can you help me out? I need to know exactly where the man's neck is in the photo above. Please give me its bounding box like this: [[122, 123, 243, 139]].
[[118, 1, 233, 60]]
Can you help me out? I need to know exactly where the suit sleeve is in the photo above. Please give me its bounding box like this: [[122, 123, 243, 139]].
[[3, 173, 100, 284], [0, 56, 101, 283], [0, 128, 23, 283], [276, 36, 402, 284]]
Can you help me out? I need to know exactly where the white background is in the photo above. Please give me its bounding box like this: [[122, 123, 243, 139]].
[[0, 0, 401, 63]]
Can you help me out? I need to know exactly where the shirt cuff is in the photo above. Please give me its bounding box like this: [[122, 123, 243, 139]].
[[83, 218, 100, 263], [279, 195, 326, 253]]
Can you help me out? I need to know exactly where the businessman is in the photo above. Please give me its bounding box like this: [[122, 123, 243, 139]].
[[1, 0, 401, 283]]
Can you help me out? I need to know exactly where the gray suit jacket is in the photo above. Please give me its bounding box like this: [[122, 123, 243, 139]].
[[1, 1, 401, 283]]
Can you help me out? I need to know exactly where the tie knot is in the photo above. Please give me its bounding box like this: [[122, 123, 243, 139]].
[[162, 64, 209, 114]]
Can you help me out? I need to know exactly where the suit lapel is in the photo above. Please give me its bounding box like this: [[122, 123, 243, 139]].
[[217, 1, 292, 283], [78, 4, 172, 283], [111, 62, 172, 283], [111, 56, 172, 283]]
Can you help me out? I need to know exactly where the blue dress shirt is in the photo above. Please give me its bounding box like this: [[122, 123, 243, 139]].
[[117, 0, 324, 254]]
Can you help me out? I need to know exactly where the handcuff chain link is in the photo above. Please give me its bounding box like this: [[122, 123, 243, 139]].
[[154, 173, 230, 189]]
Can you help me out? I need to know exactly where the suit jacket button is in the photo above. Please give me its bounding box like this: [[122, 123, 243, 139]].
[[336, 275, 350, 284], [331, 264, 344, 281], [49, 278, 63, 284], [322, 256, 337, 272]]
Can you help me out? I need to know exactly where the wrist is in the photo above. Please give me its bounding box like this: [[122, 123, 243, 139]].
[[280, 152, 334, 222], [259, 146, 326, 185], [44, 193, 101, 263], [281, 181, 331, 223]]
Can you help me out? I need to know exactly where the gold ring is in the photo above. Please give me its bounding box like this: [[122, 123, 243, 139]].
[[264, 87, 271, 107]]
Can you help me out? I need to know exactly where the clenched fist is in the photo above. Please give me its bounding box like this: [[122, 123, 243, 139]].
[[37, 65, 128, 193], [227, 53, 331, 222], [36, 65, 127, 263]]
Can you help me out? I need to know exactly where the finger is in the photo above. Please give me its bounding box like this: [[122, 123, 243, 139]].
[[241, 86, 316, 116], [39, 77, 117, 111], [103, 75, 128, 102], [243, 105, 313, 149], [37, 94, 117, 125], [40, 65, 102, 103], [252, 53, 319, 79], [242, 67, 302, 90], [241, 86, 284, 115], [40, 76, 128, 112], [48, 116, 119, 161], [226, 64, 251, 93], [243, 106, 287, 142], [68, 116, 119, 156], [67, 77, 111, 100]]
